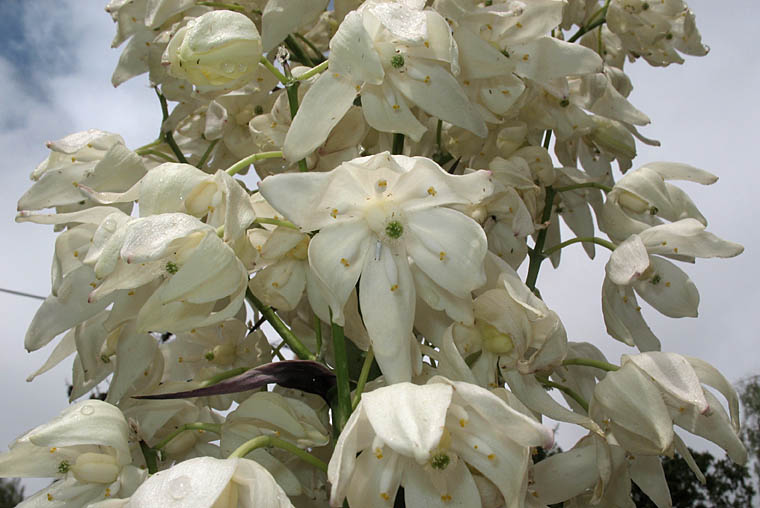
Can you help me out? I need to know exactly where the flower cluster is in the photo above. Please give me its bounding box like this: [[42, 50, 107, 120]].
[[5, 1, 747, 507]]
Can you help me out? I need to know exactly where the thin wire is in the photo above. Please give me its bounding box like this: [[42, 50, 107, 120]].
[[0, 287, 45, 300]]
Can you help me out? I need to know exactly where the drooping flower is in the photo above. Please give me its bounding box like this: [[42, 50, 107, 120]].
[[163, 10, 264, 93], [259, 152, 493, 382], [328, 377, 553, 508]]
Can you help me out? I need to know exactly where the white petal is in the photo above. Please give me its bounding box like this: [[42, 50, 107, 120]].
[[328, 405, 375, 505], [120, 214, 211, 264], [362, 383, 452, 462], [685, 356, 740, 432], [406, 207, 487, 297], [633, 256, 699, 318], [629, 454, 672, 508], [283, 71, 358, 161], [361, 82, 428, 141], [644, 162, 718, 185], [531, 445, 598, 505], [513, 37, 602, 82], [601, 276, 661, 352], [328, 10, 384, 84], [106, 331, 159, 405], [390, 161, 493, 211], [359, 245, 416, 383], [28, 400, 131, 465], [308, 222, 372, 325], [623, 352, 708, 413], [454, 26, 513, 80], [605, 234, 649, 286], [639, 219, 744, 259], [404, 459, 481, 508], [345, 449, 404, 508], [389, 60, 486, 137], [262, 0, 329, 52]]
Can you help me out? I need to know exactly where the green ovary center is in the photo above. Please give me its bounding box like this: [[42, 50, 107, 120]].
[[385, 221, 404, 239]]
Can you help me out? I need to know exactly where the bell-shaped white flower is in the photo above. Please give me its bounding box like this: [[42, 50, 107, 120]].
[[0, 400, 144, 505], [163, 10, 263, 93], [283, 0, 486, 161], [260, 152, 492, 382], [329, 377, 553, 508], [602, 219, 743, 351], [125, 456, 295, 507]]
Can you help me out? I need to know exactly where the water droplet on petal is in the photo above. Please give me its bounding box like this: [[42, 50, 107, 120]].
[[221, 61, 236, 74], [80, 404, 94, 415], [168, 475, 192, 500]]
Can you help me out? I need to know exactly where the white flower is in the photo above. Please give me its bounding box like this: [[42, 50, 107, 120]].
[[602, 219, 743, 351], [328, 377, 553, 508], [0, 400, 144, 505], [163, 10, 263, 93], [259, 152, 493, 382], [283, 0, 486, 161], [124, 456, 295, 507]]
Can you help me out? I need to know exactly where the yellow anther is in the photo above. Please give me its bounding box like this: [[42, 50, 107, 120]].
[[424, 41, 430, 48], [665, 282, 671, 287], [47, 493, 54, 501], [356, 85, 361, 91], [128, 290, 135, 296], [71, 157, 77, 162], [661, 241, 667, 245], [392, 104, 400, 111], [378, 179, 388, 188], [522, 54, 529, 61], [674, 247, 679, 253], [390, 284, 399, 292], [271, 282, 280, 288], [375, 448, 384, 459], [178, 357, 183, 363], [49, 447, 57, 453], [381, 493, 390, 500], [73, 250, 79, 257], [331, 208, 339, 218], [516, 22, 523, 28], [463, 80, 470, 86], [333, 73, 340, 78], [459, 418, 467, 427], [502, 89, 510, 95], [105, 488, 111, 497], [487, 454, 495, 460], [441, 494, 452, 502], [427, 186, 437, 196], [191, 329, 197, 333], [341, 258, 351, 267], [424, 76, 430, 84], [623, 296, 628, 303], [439, 251, 446, 261]]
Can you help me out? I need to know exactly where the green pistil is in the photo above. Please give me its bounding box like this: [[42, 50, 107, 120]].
[[431, 453, 450, 470], [650, 274, 662, 285], [390, 54, 405, 69], [166, 261, 179, 274], [385, 221, 404, 239], [58, 460, 70, 473]]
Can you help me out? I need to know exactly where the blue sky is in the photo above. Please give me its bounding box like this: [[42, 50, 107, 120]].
[[1, 0, 758, 495]]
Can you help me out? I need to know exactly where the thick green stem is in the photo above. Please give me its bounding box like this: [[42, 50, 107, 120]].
[[138, 149, 176, 163], [135, 138, 162, 154], [536, 375, 589, 413], [392, 133, 405, 155], [568, 1, 609, 43], [543, 236, 616, 256], [331, 318, 352, 434], [246, 289, 316, 360], [351, 349, 374, 410], [253, 217, 298, 229], [153, 423, 222, 451], [296, 60, 329, 81], [196, 2, 247, 11], [200, 366, 248, 387], [285, 34, 316, 67], [562, 357, 620, 372], [229, 435, 328, 473], [525, 185, 555, 292], [259, 56, 288, 84], [314, 313, 323, 360], [294, 33, 326, 64], [139, 441, 158, 474], [154, 87, 188, 164], [226, 150, 284, 176], [197, 138, 219, 167], [554, 182, 613, 194]]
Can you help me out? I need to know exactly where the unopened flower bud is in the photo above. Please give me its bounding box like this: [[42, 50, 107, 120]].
[[164, 10, 263, 93]]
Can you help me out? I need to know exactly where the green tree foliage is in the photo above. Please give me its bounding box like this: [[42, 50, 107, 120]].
[[0, 478, 24, 508]]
